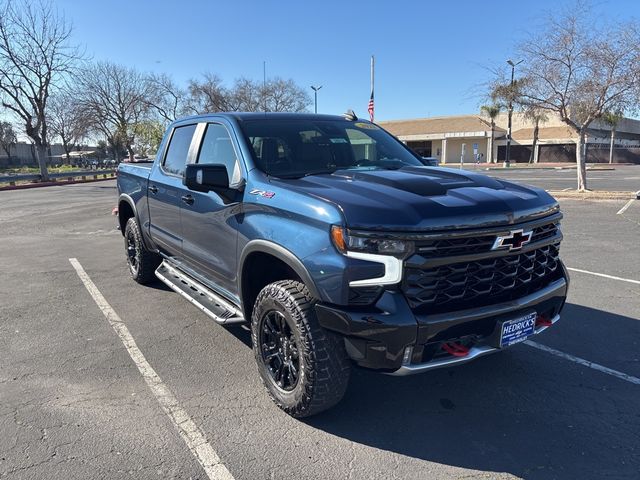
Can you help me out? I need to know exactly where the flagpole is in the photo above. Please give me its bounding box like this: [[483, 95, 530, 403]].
[[370, 55, 375, 122]]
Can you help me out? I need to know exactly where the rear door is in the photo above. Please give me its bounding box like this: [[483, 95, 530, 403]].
[[147, 123, 198, 257], [180, 121, 244, 300]]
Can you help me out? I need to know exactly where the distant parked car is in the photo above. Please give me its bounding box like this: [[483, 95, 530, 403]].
[[420, 156, 439, 167]]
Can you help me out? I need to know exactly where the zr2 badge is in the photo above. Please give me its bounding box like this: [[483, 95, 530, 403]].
[[249, 188, 276, 199]]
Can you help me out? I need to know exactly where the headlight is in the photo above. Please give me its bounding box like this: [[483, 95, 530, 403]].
[[331, 226, 413, 257]]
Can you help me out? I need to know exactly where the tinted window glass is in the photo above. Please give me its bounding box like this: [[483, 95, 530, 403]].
[[163, 124, 196, 176], [240, 119, 421, 178], [197, 124, 238, 179]]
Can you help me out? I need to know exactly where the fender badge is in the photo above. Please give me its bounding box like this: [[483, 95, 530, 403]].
[[249, 188, 275, 199]]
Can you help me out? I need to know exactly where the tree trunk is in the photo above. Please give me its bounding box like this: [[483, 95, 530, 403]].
[[609, 129, 615, 164], [490, 124, 495, 163], [530, 120, 539, 164], [576, 129, 588, 191], [35, 143, 50, 181]]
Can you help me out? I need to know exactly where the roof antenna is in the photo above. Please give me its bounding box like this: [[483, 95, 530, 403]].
[[343, 109, 358, 121], [263, 60, 267, 117]]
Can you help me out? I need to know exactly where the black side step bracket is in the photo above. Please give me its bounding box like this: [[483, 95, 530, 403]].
[[155, 261, 245, 325]]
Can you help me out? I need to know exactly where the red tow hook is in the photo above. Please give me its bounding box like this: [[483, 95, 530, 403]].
[[441, 342, 470, 357], [535, 315, 553, 328]]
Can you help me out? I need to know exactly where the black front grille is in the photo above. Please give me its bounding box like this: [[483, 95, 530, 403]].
[[416, 235, 496, 257], [415, 220, 560, 258], [531, 221, 559, 243], [403, 243, 562, 313]]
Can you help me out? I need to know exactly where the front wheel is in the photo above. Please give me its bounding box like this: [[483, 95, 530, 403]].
[[251, 280, 351, 418], [124, 217, 160, 284]]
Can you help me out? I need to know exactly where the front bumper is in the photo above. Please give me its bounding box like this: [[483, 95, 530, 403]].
[[391, 312, 559, 376], [315, 275, 568, 373]]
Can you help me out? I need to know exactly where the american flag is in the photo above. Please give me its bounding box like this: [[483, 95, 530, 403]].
[[368, 90, 374, 122]]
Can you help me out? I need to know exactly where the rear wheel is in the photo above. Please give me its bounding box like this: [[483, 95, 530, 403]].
[[124, 217, 160, 284], [251, 280, 351, 417]]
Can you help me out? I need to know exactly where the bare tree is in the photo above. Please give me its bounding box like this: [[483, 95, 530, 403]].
[[47, 90, 88, 163], [144, 73, 188, 124], [76, 61, 151, 161], [187, 73, 230, 114], [187, 74, 311, 114], [0, 119, 17, 158], [227, 77, 263, 111], [600, 110, 623, 164], [263, 77, 310, 112], [509, 4, 640, 190], [480, 104, 501, 163], [0, 0, 82, 180]]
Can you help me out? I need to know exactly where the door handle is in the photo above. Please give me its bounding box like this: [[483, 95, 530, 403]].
[[148, 185, 158, 194], [181, 194, 195, 205]]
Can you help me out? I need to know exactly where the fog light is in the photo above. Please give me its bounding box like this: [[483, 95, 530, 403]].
[[402, 346, 414, 366]]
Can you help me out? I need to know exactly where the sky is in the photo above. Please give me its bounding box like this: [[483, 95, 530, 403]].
[[41, 0, 640, 121]]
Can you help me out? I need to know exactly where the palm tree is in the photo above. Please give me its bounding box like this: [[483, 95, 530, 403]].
[[601, 110, 623, 164], [480, 104, 501, 163], [524, 108, 548, 163]]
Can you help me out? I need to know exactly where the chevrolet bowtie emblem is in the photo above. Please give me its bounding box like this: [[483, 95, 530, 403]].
[[492, 229, 533, 251]]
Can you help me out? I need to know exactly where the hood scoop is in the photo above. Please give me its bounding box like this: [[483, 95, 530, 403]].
[[346, 166, 503, 197]]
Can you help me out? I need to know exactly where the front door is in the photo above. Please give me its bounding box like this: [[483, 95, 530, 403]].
[[180, 122, 243, 301]]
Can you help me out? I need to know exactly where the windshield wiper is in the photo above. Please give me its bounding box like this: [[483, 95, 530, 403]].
[[270, 169, 337, 179], [303, 169, 338, 177]]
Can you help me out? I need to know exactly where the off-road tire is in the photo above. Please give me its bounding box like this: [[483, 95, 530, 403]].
[[124, 217, 160, 284], [251, 280, 351, 417]]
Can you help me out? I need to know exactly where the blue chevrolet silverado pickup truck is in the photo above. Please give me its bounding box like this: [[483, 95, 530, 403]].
[[117, 112, 568, 417]]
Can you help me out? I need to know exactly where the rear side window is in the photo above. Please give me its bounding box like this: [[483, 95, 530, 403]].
[[163, 124, 196, 176]]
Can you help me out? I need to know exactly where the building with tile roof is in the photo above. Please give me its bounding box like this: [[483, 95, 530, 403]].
[[379, 112, 640, 164]]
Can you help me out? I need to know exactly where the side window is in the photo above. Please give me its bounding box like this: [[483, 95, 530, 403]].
[[197, 123, 239, 181], [163, 124, 197, 176]]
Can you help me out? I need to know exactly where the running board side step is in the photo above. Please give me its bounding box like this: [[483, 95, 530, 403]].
[[155, 261, 245, 325]]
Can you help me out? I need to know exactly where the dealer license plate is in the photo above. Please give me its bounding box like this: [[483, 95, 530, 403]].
[[500, 312, 537, 348]]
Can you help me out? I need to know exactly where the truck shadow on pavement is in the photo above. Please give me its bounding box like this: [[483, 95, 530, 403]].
[[304, 303, 640, 479]]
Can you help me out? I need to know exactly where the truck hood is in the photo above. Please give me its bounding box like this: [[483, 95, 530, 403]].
[[272, 166, 559, 231]]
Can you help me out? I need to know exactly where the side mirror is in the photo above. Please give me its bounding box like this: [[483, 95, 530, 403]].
[[184, 164, 229, 192]]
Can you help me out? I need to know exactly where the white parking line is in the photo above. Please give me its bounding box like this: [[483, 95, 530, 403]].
[[69, 258, 234, 480], [616, 199, 635, 215], [566, 267, 640, 285], [525, 341, 640, 385]]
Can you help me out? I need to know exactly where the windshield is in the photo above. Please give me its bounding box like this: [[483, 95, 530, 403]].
[[239, 119, 423, 178]]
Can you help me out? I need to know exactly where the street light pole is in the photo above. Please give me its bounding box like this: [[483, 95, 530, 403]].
[[505, 59, 523, 167], [310, 85, 322, 114]]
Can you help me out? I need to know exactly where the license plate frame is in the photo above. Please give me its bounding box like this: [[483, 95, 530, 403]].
[[499, 312, 537, 348]]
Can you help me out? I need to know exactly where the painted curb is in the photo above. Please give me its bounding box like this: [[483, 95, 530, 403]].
[[0, 175, 115, 191], [547, 190, 637, 200]]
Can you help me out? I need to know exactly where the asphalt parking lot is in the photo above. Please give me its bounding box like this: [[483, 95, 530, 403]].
[[1, 178, 639, 480], [475, 164, 640, 192]]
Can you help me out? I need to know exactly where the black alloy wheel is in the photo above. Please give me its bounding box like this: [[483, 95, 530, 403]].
[[251, 280, 351, 417], [259, 310, 301, 391], [125, 225, 141, 276], [123, 217, 161, 284]]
